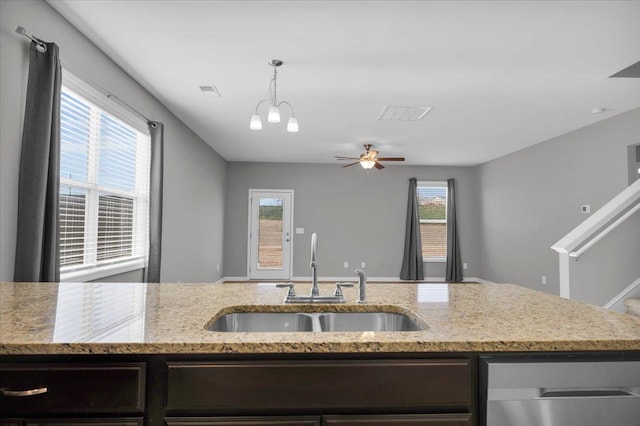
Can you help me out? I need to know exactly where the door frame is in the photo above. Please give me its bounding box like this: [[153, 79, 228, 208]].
[[247, 189, 294, 280]]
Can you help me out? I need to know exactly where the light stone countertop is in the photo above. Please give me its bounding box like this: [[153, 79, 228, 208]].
[[1, 281, 639, 355]]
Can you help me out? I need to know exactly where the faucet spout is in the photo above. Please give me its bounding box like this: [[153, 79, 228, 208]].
[[354, 268, 367, 303], [310, 233, 319, 296]]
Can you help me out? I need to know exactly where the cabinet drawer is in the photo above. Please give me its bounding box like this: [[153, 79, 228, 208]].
[[166, 359, 470, 412], [0, 363, 145, 415], [323, 414, 472, 425], [165, 416, 321, 425]]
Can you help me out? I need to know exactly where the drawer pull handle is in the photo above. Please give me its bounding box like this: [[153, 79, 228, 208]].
[[0, 387, 48, 397]]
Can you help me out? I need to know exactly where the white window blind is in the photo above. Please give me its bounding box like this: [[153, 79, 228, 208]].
[[59, 76, 150, 282], [417, 181, 448, 260]]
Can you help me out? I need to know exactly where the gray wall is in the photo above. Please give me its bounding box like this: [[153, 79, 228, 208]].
[[224, 163, 481, 279], [0, 0, 226, 283], [2, 0, 636, 299], [478, 108, 640, 301]]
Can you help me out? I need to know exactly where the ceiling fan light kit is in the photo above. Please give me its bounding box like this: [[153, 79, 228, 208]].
[[360, 159, 376, 169], [250, 59, 298, 133], [335, 144, 406, 170]]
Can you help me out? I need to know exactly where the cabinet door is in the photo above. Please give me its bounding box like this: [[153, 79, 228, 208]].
[[24, 419, 143, 426], [322, 414, 472, 426], [165, 417, 321, 425]]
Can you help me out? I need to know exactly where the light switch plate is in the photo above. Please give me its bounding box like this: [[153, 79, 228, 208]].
[[295, 228, 304, 234]]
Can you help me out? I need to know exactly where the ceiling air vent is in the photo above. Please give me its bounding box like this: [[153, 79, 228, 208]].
[[199, 85, 221, 97], [609, 60, 640, 78], [378, 106, 432, 121]]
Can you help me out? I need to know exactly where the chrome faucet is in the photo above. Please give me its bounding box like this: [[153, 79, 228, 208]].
[[278, 233, 363, 304], [310, 232, 319, 296], [355, 268, 367, 303]]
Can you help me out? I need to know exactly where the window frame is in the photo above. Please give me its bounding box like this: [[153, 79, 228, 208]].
[[59, 71, 151, 282], [417, 180, 448, 263]]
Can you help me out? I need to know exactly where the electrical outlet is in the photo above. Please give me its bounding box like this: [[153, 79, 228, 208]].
[[343, 261, 349, 268], [463, 263, 468, 269], [581, 205, 591, 214], [361, 262, 366, 268], [542, 275, 547, 285]]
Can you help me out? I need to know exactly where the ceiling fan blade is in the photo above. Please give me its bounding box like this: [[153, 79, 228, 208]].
[[335, 156, 360, 160], [374, 162, 385, 169], [342, 162, 360, 168], [376, 157, 405, 161]]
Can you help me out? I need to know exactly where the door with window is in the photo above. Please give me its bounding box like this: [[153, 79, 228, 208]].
[[248, 190, 293, 280]]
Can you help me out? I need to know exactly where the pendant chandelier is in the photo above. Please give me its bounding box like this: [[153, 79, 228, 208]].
[[250, 59, 298, 133]]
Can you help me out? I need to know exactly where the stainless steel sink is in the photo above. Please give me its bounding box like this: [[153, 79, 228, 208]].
[[317, 312, 423, 332], [207, 311, 424, 332], [208, 312, 314, 332]]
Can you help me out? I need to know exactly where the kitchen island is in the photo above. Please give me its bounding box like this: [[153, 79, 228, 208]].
[[1, 281, 639, 426]]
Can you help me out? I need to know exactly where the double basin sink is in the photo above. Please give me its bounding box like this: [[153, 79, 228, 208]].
[[208, 309, 425, 333]]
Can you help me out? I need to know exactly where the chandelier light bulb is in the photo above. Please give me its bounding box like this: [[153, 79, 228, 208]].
[[287, 116, 299, 133], [268, 105, 281, 123], [250, 114, 262, 130]]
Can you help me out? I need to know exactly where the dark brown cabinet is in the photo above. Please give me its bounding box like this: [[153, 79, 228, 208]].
[[164, 415, 471, 426], [0, 363, 145, 415], [24, 419, 144, 426], [1, 355, 475, 426], [2, 419, 143, 426], [165, 417, 321, 425], [0, 362, 145, 426], [166, 359, 470, 412], [322, 414, 472, 425]]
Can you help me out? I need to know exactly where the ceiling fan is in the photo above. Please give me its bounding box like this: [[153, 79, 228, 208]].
[[335, 144, 405, 169]]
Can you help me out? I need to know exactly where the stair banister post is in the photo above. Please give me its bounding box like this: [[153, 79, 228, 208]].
[[558, 252, 571, 299]]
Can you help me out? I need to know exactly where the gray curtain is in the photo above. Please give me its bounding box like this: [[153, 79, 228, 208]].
[[144, 121, 164, 283], [445, 178, 463, 282], [400, 178, 424, 280], [14, 41, 61, 282]]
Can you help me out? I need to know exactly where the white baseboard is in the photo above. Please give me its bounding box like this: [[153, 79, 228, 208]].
[[472, 277, 497, 284], [221, 276, 493, 284]]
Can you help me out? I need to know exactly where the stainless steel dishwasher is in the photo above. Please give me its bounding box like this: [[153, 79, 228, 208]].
[[481, 357, 640, 426]]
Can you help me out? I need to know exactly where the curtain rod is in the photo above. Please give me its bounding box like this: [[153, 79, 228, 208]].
[[15, 26, 47, 53], [62, 60, 154, 125], [17, 25, 156, 127], [107, 94, 155, 126]]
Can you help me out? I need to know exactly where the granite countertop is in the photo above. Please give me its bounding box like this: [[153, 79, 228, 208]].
[[1, 281, 639, 355]]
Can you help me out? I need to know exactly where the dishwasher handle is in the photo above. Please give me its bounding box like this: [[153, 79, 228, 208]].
[[540, 389, 634, 398]]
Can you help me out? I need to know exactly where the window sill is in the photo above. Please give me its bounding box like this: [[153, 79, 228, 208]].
[[61, 258, 146, 282], [423, 257, 446, 263]]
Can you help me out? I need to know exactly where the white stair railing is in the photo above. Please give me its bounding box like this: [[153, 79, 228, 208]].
[[551, 178, 640, 299], [603, 276, 640, 311]]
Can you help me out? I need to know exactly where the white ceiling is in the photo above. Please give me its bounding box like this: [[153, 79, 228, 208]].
[[48, 0, 640, 166]]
